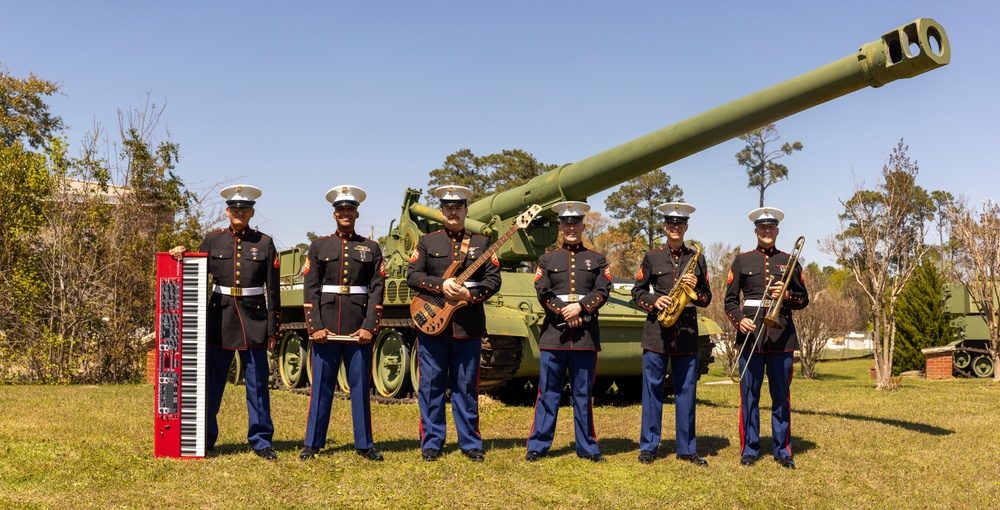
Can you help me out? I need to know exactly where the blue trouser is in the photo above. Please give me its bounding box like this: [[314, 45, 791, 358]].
[[206, 345, 274, 451], [417, 332, 483, 452], [304, 341, 374, 450], [639, 350, 699, 455], [738, 350, 793, 459], [527, 349, 600, 457]]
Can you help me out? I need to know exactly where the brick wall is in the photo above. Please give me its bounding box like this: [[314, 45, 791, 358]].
[[921, 345, 955, 380]]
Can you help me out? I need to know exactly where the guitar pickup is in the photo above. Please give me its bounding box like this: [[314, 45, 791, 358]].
[[422, 303, 436, 317], [414, 313, 427, 326]]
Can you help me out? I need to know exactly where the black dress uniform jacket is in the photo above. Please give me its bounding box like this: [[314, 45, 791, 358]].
[[632, 244, 711, 354], [534, 244, 612, 351], [724, 246, 808, 352], [303, 231, 385, 336], [406, 229, 502, 339], [199, 227, 281, 349]]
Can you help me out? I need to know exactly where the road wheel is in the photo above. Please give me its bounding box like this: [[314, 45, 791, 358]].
[[304, 344, 313, 386], [372, 328, 412, 399], [337, 358, 351, 395], [227, 356, 244, 385], [410, 336, 421, 393], [972, 355, 995, 378], [277, 330, 309, 388], [613, 377, 643, 402], [953, 349, 972, 369]]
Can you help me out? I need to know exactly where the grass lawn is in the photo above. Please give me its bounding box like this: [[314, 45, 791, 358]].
[[1, 359, 998, 509]]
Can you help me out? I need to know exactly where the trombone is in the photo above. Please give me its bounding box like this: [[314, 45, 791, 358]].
[[734, 236, 805, 382]]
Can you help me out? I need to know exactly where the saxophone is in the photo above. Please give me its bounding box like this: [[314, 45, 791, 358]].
[[656, 244, 701, 328]]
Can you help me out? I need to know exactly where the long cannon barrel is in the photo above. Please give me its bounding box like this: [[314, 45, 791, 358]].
[[467, 18, 949, 225]]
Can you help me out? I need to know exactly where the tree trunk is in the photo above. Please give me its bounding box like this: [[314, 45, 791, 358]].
[[873, 311, 895, 389]]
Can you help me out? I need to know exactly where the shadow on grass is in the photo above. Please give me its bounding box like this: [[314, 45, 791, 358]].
[[475, 435, 736, 459], [795, 408, 954, 436], [802, 373, 856, 381], [706, 397, 954, 437]]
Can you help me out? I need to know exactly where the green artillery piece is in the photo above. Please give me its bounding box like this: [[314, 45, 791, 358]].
[[272, 19, 950, 398]]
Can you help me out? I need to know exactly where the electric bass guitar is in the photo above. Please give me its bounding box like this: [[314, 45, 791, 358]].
[[410, 204, 542, 335]]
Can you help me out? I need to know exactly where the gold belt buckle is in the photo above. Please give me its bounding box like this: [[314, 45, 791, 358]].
[[567, 294, 580, 302], [231, 287, 243, 297], [340, 285, 350, 294]]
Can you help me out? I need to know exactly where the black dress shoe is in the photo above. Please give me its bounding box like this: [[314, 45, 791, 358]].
[[740, 455, 757, 466], [638, 451, 654, 464], [356, 448, 384, 462], [581, 453, 606, 463], [254, 447, 277, 461], [777, 456, 796, 469], [677, 453, 708, 466], [525, 450, 542, 462], [462, 448, 485, 462], [299, 446, 320, 461], [421, 448, 440, 462]]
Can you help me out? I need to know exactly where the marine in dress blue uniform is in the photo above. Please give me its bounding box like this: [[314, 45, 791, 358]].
[[526, 201, 612, 463], [631, 203, 711, 466], [405, 185, 502, 462], [299, 185, 386, 462], [724, 207, 808, 469], [172, 184, 281, 460]]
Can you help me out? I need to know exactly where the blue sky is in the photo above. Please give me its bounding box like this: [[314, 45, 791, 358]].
[[2, 1, 990, 267]]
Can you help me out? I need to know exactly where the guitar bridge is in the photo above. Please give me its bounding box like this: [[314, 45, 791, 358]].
[[414, 313, 427, 326]]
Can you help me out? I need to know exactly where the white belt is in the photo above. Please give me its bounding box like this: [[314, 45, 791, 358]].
[[213, 284, 265, 297], [743, 299, 763, 307], [556, 294, 582, 303], [463, 281, 480, 288], [322, 285, 368, 295]]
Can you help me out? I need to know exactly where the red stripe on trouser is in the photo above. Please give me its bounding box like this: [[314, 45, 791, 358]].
[[417, 347, 424, 444], [303, 342, 316, 442], [588, 354, 599, 442], [526, 384, 543, 449], [784, 362, 794, 457]]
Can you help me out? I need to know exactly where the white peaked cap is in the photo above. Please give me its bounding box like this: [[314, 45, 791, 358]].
[[657, 202, 696, 223], [749, 206, 785, 225], [434, 185, 474, 204], [325, 185, 367, 207], [220, 184, 262, 206], [551, 201, 591, 222]]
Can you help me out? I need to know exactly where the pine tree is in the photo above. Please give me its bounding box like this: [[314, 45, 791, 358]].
[[893, 254, 955, 375]]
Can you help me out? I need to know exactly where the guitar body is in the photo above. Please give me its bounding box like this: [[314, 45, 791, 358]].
[[410, 261, 468, 335]]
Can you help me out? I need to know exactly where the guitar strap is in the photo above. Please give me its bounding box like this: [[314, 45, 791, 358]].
[[458, 230, 472, 266]]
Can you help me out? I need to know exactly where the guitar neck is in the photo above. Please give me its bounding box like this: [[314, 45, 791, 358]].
[[453, 225, 519, 283]]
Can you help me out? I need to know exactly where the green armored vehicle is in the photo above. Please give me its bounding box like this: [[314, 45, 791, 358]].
[[270, 18, 950, 398], [944, 283, 996, 378]]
